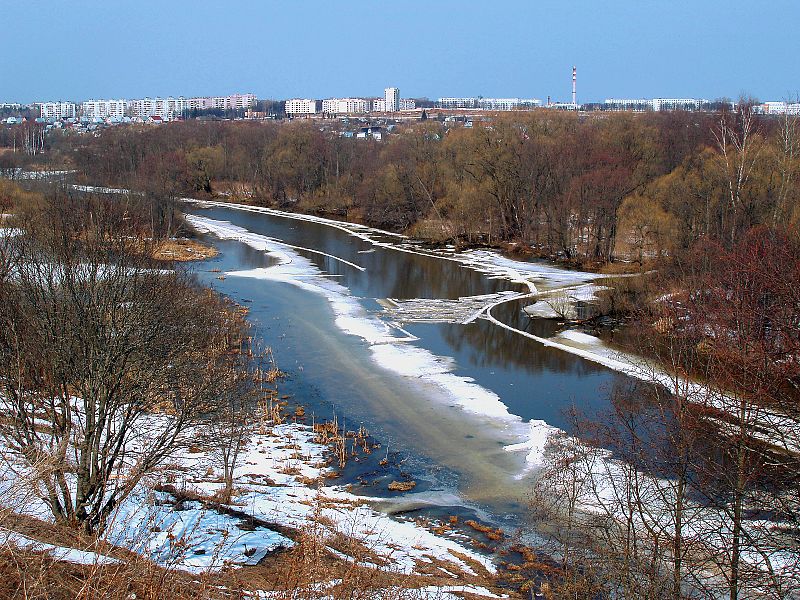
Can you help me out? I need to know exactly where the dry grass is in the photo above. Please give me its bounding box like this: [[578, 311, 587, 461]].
[[0, 510, 521, 600], [387, 480, 417, 492], [151, 238, 219, 262], [0, 539, 223, 600]]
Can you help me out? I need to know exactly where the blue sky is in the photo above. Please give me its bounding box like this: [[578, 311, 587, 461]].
[[1, 0, 797, 103]]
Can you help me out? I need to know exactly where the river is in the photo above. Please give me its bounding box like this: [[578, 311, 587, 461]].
[[187, 203, 626, 530]]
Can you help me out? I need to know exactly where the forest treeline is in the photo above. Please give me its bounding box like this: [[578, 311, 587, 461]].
[[8, 105, 793, 268]]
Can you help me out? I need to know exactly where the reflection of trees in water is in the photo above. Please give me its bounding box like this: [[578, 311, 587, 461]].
[[371, 250, 521, 300], [438, 317, 609, 376], [236, 241, 279, 268], [217, 205, 524, 300], [215, 207, 611, 378]]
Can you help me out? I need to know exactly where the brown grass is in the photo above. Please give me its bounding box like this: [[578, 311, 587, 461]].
[[151, 238, 218, 262], [387, 480, 417, 492], [0, 509, 521, 599]]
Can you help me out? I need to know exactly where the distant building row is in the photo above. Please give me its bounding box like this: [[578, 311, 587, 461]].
[[602, 98, 715, 112], [286, 87, 413, 116], [755, 101, 800, 116], [36, 93, 257, 121], [436, 97, 541, 110]]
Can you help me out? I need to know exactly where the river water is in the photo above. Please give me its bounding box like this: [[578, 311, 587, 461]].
[[188, 203, 625, 529]]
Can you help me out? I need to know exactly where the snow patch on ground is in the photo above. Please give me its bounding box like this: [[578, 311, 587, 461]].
[[108, 492, 292, 573], [1, 529, 120, 566], [256, 585, 507, 599], [522, 284, 610, 319], [503, 420, 562, 476], [553, 330, 603, 346], [170, 421, 498, 576], [1, 416, 497, 577]]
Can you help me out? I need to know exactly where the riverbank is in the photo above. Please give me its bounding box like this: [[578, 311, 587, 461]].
[[0, 404, 531, 598], [209, 193, 650, 275]]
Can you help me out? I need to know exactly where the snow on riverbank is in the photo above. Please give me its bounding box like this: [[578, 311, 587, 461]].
[[521, 283, 610, 319], [1, 416, 497, 580], [1, 529, 120, 566], [181, 421, 498, 576], [184, 197, 602, 296]]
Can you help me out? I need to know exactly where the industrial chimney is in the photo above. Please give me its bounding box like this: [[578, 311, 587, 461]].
[[572, 66, 577, 107]]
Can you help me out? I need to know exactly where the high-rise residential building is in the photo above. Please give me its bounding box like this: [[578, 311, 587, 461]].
[[81, 99, 127, 120], [322, 98, 370, 114], [127, 97, 188, 120], [384, 87, 400, 112], [38, 101, 77, 120], [285, 99, 320, 115]]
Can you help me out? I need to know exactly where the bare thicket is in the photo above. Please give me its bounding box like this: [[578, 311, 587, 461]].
[[205, 341, 281, 503], [0, 191, 242, 534], [531, 233, 800, 599]]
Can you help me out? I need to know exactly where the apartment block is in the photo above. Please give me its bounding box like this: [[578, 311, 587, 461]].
[[285, 99, 320, 115], [38, 101, 77, 119]]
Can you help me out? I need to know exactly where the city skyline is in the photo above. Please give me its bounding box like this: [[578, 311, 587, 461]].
[[1, 1, 799, 104]]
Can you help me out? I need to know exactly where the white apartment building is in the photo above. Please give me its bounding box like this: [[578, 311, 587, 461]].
[[125, 93, 257, 119], [651, 98, 710, 112], [321, 99, 335, 114], [285, 99, 320, 115], [81, 99, 127, 120], [127, 97, 188, 120], [438, 98, 479, 109], [761, 101, 800, 115], [372, 99, 387, 112], [548, 102, 580, 111], [384, 87, 400, 112], [437, 97, 539, 110], [603, 98, 712, 112], [225, 93, 257, 110], [399, 98, 416, 110], [604, 98, 654, 111], [38, 101, 77, 120], [322, 98, 370, 114], [183, 94, 256, 112], [478, 98, 540, 110]]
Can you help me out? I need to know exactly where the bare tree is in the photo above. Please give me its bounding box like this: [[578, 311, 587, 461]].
[[712, 101, 763, 243], [0, 197, 238, 534], [772, 104, 799, 227]]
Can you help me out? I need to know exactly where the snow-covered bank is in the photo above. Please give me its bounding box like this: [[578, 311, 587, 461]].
[[1, 529, 120, 566], [1, 415, 499, 581], [182, 421, 498, 576]]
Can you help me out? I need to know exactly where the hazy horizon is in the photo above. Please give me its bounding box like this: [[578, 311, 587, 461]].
[[1, 0, 798, 104]]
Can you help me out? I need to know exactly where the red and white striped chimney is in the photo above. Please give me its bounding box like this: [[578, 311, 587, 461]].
[[572, 66, 577, 106]]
